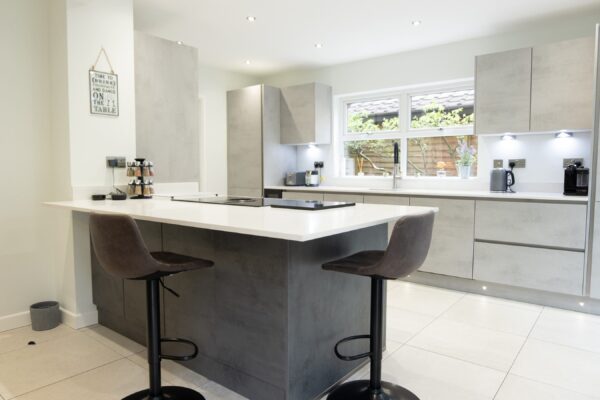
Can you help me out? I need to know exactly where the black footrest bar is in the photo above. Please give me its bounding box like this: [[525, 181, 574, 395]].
[[334, 334, 371, 361], [160, 337, 199, 361]]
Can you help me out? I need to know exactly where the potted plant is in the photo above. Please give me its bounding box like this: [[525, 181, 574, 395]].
[[456, 139, 476, 179]]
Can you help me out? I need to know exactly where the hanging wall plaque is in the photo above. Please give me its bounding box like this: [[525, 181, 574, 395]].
[[89, 47, 119, 116]]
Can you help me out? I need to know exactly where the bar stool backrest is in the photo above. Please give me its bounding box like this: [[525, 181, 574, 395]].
[[374, 211, 435, 280], [89, 213, 159, 279]]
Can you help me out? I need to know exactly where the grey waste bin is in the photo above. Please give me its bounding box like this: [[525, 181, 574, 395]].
[[30, 301, 61, 331]]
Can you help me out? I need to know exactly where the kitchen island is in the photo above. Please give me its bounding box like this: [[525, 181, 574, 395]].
[[46, 198, 436, 400]]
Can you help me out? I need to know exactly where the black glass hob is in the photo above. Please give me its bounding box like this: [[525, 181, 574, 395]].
[[171, 196, 355, 211]]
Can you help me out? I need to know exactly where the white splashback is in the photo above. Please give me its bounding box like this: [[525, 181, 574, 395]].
[[295, 132, 592, 193]]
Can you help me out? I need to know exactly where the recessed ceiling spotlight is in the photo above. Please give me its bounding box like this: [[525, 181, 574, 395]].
[[245, 60, 251, 65], [246, 16, 256, 22], [501, 134, 516, 141], [411, 20, 422, 26], [555, 130, 573, 138], [176, 41, 183, 45], [314, 43, 323, 49]]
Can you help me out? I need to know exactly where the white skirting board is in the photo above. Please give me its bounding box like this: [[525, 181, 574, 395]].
[[0, 311, 31, 332], [0, 307, 98, 333], [60, 307, 98, 329]]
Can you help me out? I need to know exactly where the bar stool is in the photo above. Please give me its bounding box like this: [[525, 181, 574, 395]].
[[89, 213, 214, 400], [323, 211, 435, 400]]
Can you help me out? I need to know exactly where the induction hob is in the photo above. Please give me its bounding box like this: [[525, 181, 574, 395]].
[[171, 196, 356, 210]]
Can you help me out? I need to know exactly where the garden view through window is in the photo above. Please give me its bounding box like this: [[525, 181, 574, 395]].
[[343, 87, 477, 177]]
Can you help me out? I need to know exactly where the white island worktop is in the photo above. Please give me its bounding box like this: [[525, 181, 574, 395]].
[[46, 198, 436, 242]]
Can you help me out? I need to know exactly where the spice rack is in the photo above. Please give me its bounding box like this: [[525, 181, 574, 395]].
[[127, 158, 155, 199]]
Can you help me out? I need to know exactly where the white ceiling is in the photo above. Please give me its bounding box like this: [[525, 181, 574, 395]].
[[133, 0, 600, 76]]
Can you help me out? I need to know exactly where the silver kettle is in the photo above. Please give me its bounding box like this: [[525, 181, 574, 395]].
[[490, 164, 515, 193]]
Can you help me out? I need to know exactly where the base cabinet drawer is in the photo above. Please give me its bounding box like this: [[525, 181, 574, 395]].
[[410, 197, 475, 279], [473, 242, 584, 296], [282, 191, 324, 201], [323, 193, 364, 203], [363, 195, 410, 239], [475, 200, 587, 249]]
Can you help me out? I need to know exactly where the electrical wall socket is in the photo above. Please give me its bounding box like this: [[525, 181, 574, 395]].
[[493, 159, 503, 168], [106, 156, 126, 168], [563, 158, 584, 168], [314, 161, 324, 168], [508, 159, 526, 168]]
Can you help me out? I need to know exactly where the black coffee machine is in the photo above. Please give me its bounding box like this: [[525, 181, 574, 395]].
[[564, 162, 589, 196]]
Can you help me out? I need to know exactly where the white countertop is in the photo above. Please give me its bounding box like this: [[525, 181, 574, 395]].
[[266, 185, 588, 203], [45, 199, 437, 242]]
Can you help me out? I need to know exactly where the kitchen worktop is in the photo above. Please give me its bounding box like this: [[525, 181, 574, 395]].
[[266, 185, 588, 203], [46, 199, 436, 242]]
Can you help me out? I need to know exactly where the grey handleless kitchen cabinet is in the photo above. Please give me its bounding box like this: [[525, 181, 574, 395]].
[[227, 85, 296, 197], [475, 48, 532, 135], [530, 36, 595, 132], [280, 82, 332, 145], [409, 197, 475, 279]]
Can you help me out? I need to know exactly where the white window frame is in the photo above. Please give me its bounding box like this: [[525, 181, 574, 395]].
[[336, 78, 475, 178]]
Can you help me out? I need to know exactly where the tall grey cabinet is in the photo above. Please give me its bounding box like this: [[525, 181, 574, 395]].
[[227, 85, 296, 197]]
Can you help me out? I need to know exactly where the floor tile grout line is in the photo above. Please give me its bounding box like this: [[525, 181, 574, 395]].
[[7, 358, 126, 400], [403, 343, 510, 374], [491, 305, 545, 400], [79, 327, 143, 358], [0, 328, 81, 358], [507, 370, 600, 400]]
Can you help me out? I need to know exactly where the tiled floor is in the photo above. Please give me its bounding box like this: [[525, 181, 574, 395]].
[[1, 281, 600, 400]]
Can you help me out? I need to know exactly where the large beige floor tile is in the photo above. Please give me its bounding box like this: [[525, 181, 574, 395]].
[[495, 374, 599, 400], [387, 282, 464, 317], [82, 324, 144, 357], [13, 359, 147, 400], [511, 338, 600, 397], [408, 319, 525, 372], [386, 308, 434, 343], [380, 345, 505, 400], [0, 332, 121, 399], [442, 294, 541, 336], [127, 351, 211, 389], [530, 308, 600, 353], [0, 325, 77, 355]]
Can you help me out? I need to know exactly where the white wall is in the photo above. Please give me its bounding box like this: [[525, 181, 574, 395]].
[[262, 11, 600, 192], [0, 0, 57, 330], [67, 0, 136, 189], [198, 65, 257, 194]]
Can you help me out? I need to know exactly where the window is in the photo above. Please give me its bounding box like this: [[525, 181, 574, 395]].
[[346, 99, 400, 134], [340, 82, 477, 178]]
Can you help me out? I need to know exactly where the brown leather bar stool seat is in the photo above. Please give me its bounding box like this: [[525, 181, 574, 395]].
[[323, 211, 435, 400], [90, 213, 214, 400]]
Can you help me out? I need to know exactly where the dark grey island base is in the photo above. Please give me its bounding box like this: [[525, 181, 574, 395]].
[[91, 220, 388, 400]]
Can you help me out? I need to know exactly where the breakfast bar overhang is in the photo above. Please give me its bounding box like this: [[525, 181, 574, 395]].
[[46, 199, 436, 400]]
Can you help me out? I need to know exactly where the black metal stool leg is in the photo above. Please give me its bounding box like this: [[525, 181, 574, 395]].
[[122, 279, 206, 400], [327, 278, 419, 400]]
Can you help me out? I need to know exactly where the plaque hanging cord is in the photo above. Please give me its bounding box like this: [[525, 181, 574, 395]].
[[90, 47, 115, 73]]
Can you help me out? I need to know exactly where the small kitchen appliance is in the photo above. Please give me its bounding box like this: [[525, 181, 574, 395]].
[[305, 170, 320, 187], [285, 172, 307, 186], [490, 162, 516, 193], [564, 162, 589, 196]]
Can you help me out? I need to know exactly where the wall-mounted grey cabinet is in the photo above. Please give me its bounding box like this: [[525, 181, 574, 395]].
[[475, 36, 594, 135], [227, 85, 296, 197], [530, 36, 595, 132], [475, 48, 532, 135], [280, 83, 332, 145]]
